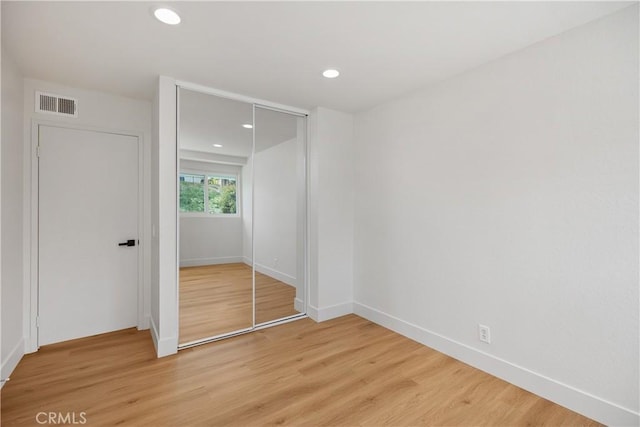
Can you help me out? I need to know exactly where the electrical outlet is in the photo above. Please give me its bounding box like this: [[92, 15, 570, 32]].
[[274, 257, 279, 267], [478, 324, 491, 344]]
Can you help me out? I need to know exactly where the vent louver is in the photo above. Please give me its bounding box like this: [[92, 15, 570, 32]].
[[35, 91, 78, 117]]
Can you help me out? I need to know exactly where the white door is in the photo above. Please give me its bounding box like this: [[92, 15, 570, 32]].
[[38, 125, 139, 346]]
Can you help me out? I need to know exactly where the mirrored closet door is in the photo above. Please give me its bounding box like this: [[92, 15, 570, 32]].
[[253, 107, 306, 325], [177, 87, 306, 347], [177, 89, 254, 345]]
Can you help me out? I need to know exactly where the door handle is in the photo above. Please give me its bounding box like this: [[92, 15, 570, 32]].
[[118, 239, 136, 247]]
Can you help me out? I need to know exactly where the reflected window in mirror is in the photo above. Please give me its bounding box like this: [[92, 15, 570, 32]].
[[180, 171, 239, 216]]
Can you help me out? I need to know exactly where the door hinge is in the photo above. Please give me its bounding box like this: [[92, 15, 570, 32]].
[[36, 145, 41, 158], [36, 316, 40, 328]]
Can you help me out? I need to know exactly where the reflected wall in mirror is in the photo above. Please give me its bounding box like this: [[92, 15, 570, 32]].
[[253, 107, 306, 325], [178, 89, 254, 345]]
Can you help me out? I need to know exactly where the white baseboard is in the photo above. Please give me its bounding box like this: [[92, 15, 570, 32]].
[[307, 305, 319, 321], [308, 302, 353, 322], [353, 302, 639, 427], [149, 316, 177, 358], [294, 297, 304, 313], [1, 337, 25, 388], [138, 315, 150, 331], [254, 263, 296, 287], [179, 256, 244, 268]]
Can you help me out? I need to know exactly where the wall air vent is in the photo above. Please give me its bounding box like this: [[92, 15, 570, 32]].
[[35, 91, 78, 117]]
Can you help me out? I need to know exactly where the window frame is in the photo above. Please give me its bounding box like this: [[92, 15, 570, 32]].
[[179, 169, 241, 218]]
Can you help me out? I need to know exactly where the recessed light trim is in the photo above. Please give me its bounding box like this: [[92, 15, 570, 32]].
[[322, 69, 340, 79], [154, 8, 181, 25], [242, 124, 253, 129], [213, 144, 223, 148]]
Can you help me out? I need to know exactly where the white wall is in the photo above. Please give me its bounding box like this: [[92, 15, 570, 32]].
[[22, 78, 153, 351], [1, 50, 24, 383], [352, 6, 638, 426], [308, 107, 355, 320], [179, 160, 243, 267]]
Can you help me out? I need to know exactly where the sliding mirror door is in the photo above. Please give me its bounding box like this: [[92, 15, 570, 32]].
[[177, 86, 307, 346], [178, 88, 254, 345], [253, 107, 306, 325]]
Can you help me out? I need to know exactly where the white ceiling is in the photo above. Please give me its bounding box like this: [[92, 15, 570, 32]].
[[179, 88, 253, 157], [2, 1, 633, 113], [179, 88, 299, 157]]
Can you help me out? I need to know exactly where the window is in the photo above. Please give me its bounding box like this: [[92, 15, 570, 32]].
[[208, 176, 237, 214], [179, 173, 205, 213], [180, 173, 238, 215]]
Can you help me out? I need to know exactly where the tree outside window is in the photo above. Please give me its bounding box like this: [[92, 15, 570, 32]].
[[180, 173, 237, 215], [208, 176, 237, 214]]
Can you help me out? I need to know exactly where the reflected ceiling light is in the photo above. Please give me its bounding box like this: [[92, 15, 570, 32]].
[[242, 124, 253, 129], [153, 8, 181, 25], [213, 144, 223, 148], [322, 69, 340, 78]]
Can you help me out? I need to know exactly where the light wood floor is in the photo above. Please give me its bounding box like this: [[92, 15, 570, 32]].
[[2, 315, 598, 426], [179, 263, 299, 344]]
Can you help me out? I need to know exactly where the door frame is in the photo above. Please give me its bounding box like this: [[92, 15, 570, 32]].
[[27, 120, 145, 351]]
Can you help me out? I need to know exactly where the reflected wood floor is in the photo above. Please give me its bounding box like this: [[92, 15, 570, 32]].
[[255, 270, 298, 324], [179, 263, 298, 344], [1, 315, 599, 426], [179, 263, 252, 343]]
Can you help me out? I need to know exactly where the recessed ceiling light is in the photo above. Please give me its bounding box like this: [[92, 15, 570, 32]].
[[322, 69, 340, 79], [154, 8, 181, 25], [242, 124, 253, 129], [213, 144, 223, 148]]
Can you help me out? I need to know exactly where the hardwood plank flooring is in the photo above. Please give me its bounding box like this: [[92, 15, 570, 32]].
[[179, 263, 299, 344], [1, 315, 598, 426]]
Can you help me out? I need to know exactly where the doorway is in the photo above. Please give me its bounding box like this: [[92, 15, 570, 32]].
[[37, 124, 141, 346]]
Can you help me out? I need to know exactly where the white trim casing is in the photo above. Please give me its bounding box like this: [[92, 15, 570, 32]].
[[305, 110, 312, 322], [136, 129, 147, 330], [175, 83, 181, 353], [250, 102, 256, 330], [353, 302, 639, 427], [26, 121, 39, 353]]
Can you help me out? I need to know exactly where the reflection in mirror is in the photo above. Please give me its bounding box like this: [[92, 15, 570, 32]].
[[178, 88, 253, 345], [253, 107, 306, 325]]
